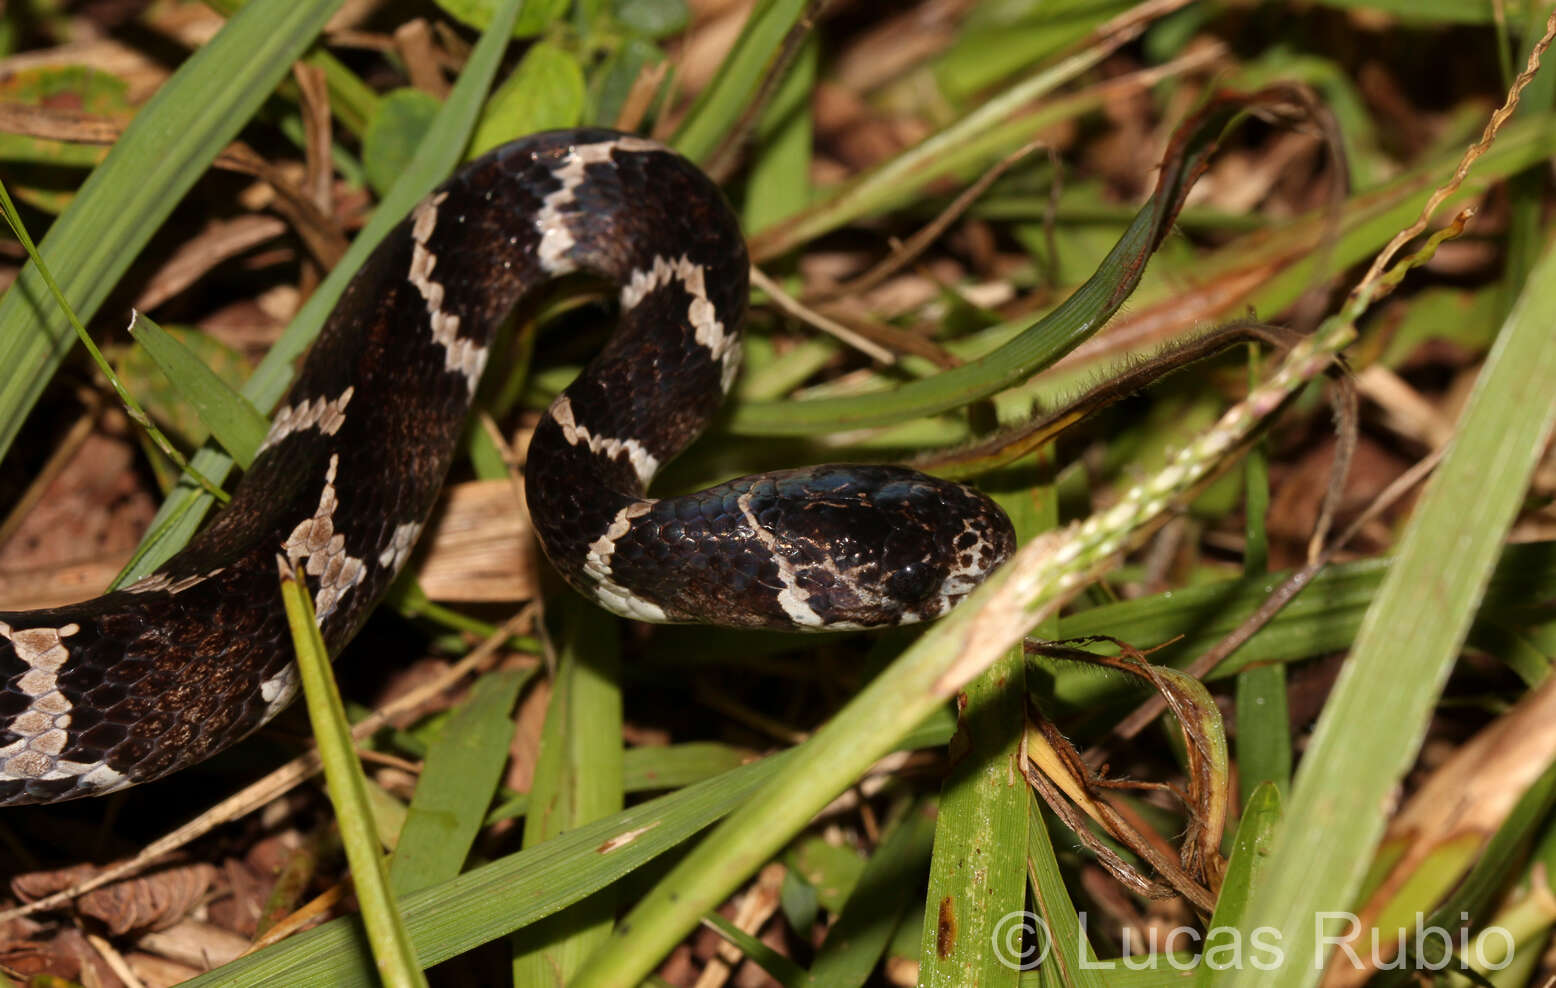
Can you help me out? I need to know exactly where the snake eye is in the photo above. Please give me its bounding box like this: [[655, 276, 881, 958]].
[[885, 559, 940, 603]]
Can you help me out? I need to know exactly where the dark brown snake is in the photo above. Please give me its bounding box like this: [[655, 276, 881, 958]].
[[0, 129, 1014, 807]]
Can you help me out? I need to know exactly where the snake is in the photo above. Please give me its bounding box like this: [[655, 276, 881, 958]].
[[0, 129, 1015, 807]]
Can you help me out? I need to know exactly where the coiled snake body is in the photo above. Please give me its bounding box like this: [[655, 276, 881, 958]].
[[0, 130, 1014, 807]]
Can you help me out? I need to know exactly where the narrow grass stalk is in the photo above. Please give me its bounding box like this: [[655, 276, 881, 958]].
[[1025, 793, 1107, 986], [278, 560, 427, 988], [671, 0, 811, 164], [181, 718, 952, 985]]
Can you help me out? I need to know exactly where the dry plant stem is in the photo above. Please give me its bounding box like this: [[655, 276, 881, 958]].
[[1354, 7, 1556, 298], [1027, 638, 1226, 898], [748, 265, 896, 363], [1308, 373, 1359, 560], [806, 139, 1048, 303], [1087, 77, 1521, 749], [0, 102, 125, 143], [703, 0, 830, 182], [133, 215, 289, 312], [1095, 0, 1199, 41], [292, 62, 335, 213], [1022, 724, 1202, 905], [241, 885, 346, 956], [86, 930, 146, 988], [220, 142, 347, 268], [0, 607, 536, 925], [613, 60, 670, 132], [394, 19, 450, 99], [820, 301, 962, 367]]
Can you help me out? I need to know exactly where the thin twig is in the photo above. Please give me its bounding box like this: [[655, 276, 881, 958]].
[[749, 266, 897, 364], [806, 139, 1047, 303]]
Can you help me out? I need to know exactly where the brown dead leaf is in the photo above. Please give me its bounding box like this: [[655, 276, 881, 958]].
[[12, 862, 100, 902], [417, 479, 536, 602], [78, 863, 219, 936]]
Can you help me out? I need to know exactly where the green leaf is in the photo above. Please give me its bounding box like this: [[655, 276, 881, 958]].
[[280, 561, 428, 988], [511, 596, 623, 984], [0, 66, 130, 211], [671, 0, 811, 164], [388, 666, 531, 896], [808, 803, 936, 987], [587, 37, 667, 127], [470, 41, 587, 158], [181, 717, 953, 986], [1197, 783, 1283, 987], [364, 89, 443, 198], [613, 0, 688, 38], [127, 313, 269, 469], [431, 0, 572, 37], [1024, 795, 1108, 988], [919, 647, 1029, 988]]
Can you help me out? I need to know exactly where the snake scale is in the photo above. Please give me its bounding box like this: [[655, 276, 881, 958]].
[[0, 129, 1015, 807]]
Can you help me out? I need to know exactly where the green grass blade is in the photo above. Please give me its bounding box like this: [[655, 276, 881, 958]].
[[807, 801, 936, 987], [1024, 795, 1108, 987], [1235, 351, 1290, 799], [702, 912, 806, 987], [512, 596, 624, 983], [724, 90, 1303, 436], [0, 183, 232, 501], [1197, 782, 1283, 987], [729, 112, 1556, 438], [918, 646, 1028, 988], [119, 0, 528, 585], [0, 0, 342, 466], [1049, 542, 1556, 709], [470, 39, 586, 157], [485, 741, 750, 825], [670, 0, 810, 164], [127, 312, 268, 469], [387, 666, 530, 896], [1224, 241, 1556, 988], [279, 560, 427, 988]]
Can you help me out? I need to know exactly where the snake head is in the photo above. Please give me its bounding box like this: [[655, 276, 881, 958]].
[[725, 465, 1017, 629]]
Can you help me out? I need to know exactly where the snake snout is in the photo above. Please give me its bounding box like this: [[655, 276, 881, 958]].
[[800, 467, 1015, 626]]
